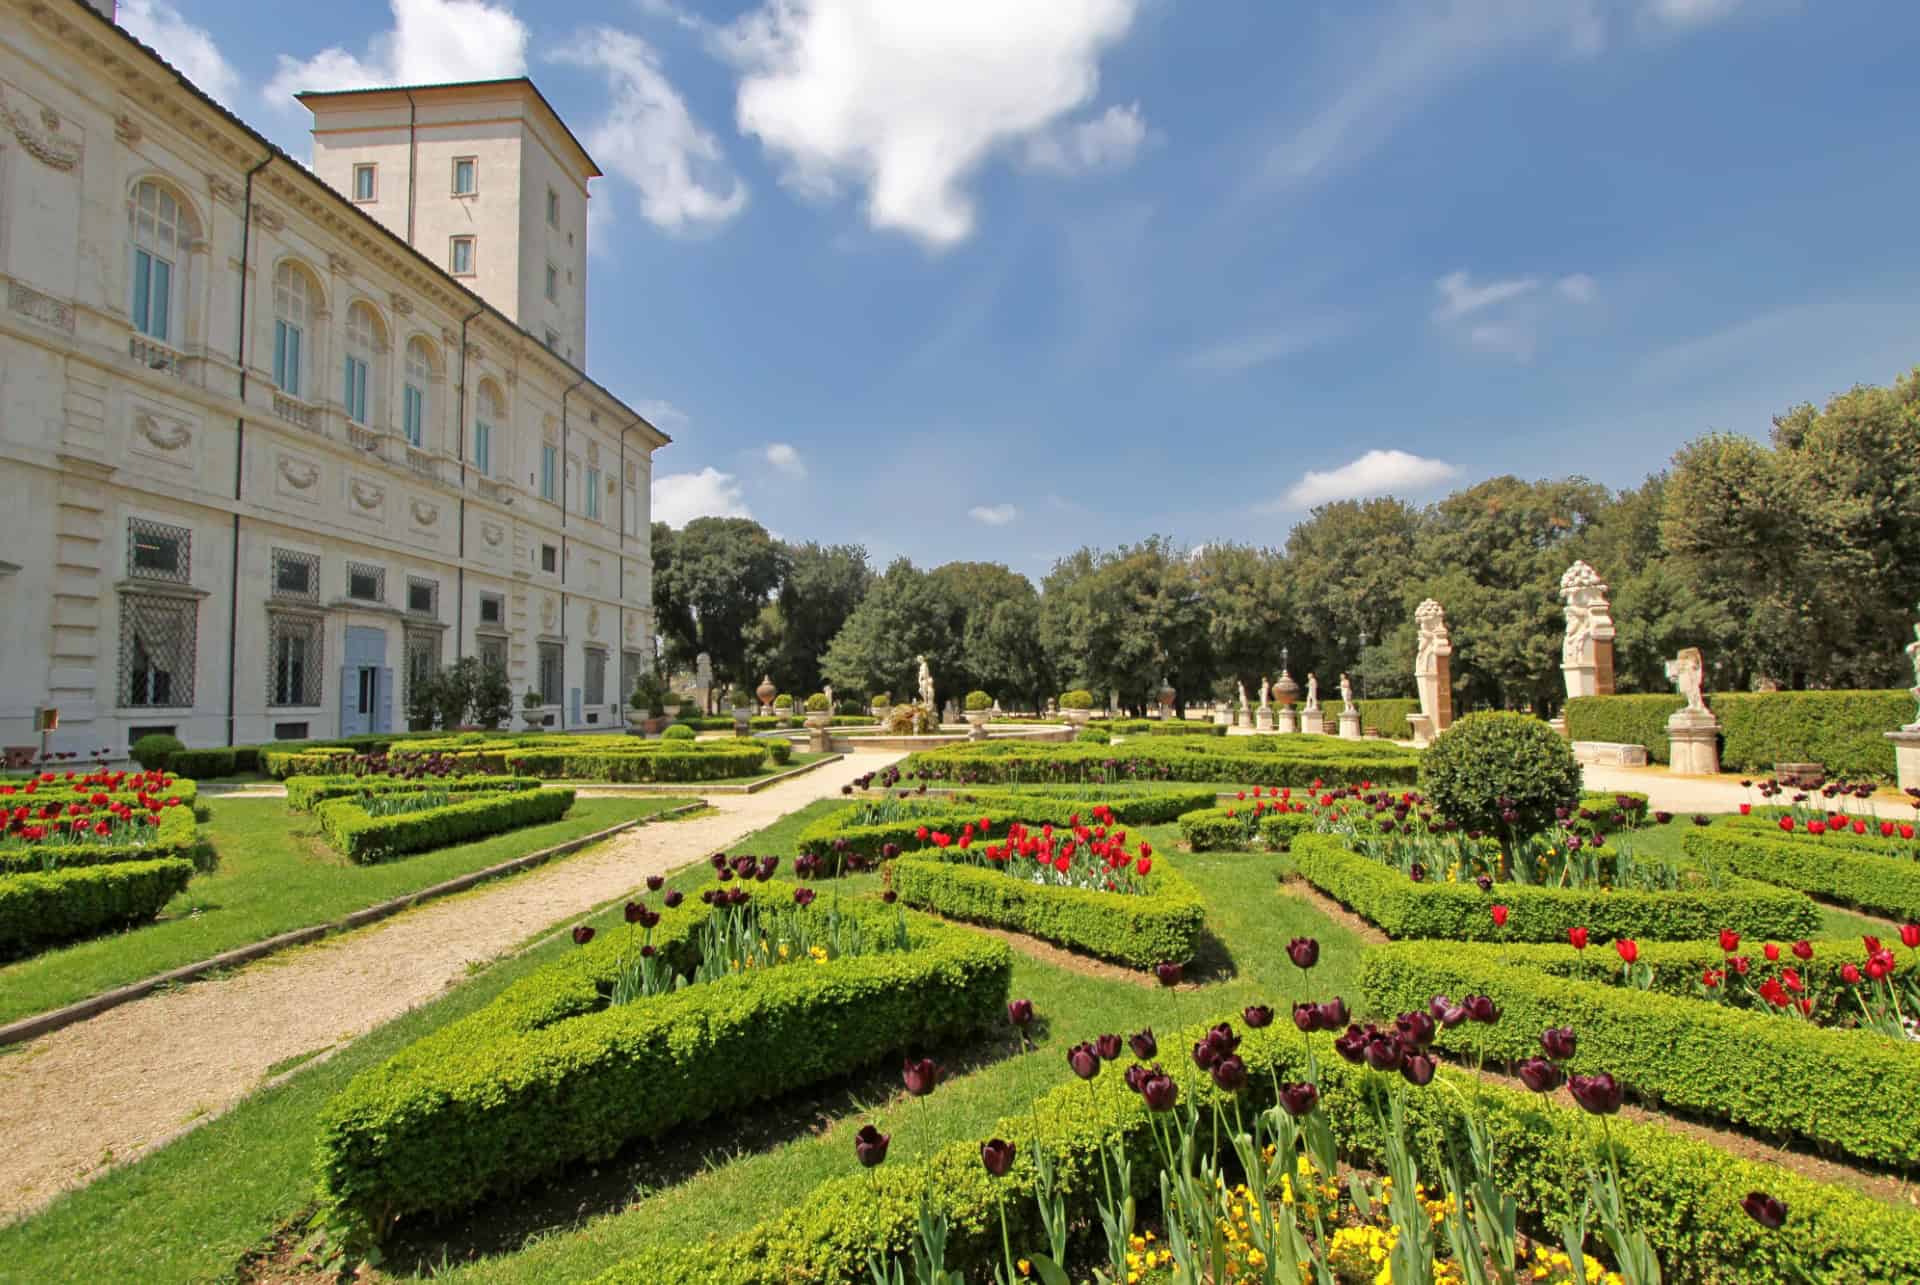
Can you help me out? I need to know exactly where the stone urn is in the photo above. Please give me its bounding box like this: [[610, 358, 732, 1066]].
[[804, 704, 832, 730], [756, 674, 777, 714], [626, 705, 652, 730], [1274, 671, 1300, 708], [1062, 707, 1091, 727], [520, 706, 547, 731], [1158, 679, 1176, 719]]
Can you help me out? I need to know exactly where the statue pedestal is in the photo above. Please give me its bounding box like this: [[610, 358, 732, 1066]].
[[1408, 714, 1435, 748], [1666, 710, 1721, 776], [1887, 728, 1920, 793], [1255, 709, 1274, 732], [1337, 710, 1362, 740], [1214, 706, 1233, 726], [1549, 716, 1568, 738], [1301, 709, 1324, 736], [1277, 707, 1299, 734], [809, 727, 833, 754]]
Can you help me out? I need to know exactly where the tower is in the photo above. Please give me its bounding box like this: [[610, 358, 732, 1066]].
[[298, 78, 599, 364]]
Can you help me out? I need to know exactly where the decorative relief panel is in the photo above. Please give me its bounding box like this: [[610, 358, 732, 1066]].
[[8, 281, 74, 332], [409, 497, 439, 528], [128, 399, 196, 469], [480, 520, 505, 548], [348, 476, 385, 514], [1, 92, 82, 169], [275, 453, 320, 502]]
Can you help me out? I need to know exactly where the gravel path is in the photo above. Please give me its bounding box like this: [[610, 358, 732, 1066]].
[[0, 753, 892, 1224]]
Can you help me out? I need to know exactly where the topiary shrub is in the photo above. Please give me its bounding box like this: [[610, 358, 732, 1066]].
[[766, 739, 793, 766], [965, 690, 992, 712], [1419, 711, 1581, 835], [1074, 728, 1110, 745], [804, 693, 830, 712], [774, 694, 794, 710], [661, 724, 696, 742], [130, 733, 185, 771], [1059, 689, 1095, 710]]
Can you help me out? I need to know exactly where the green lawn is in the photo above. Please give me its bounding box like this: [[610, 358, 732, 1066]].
[[0, 794, 691, 1028]]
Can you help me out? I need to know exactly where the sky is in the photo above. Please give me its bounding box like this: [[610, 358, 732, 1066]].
[[120, 0, 1920, 576]]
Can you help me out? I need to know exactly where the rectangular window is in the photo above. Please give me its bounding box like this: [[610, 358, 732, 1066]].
[[543, 328, 560, 353], [128, 517, 190, 582], [267, 612, 324, 707], [584, 466, 601, 520], [271, 548, 319, 602], [584, 649, 606, 705], [119, 593, 197, 708], [540, 544, 558, 574], [343, 354, 369, 424], [537, 642, 563, 705], [477, 636, 507, 674], [545, 263, 558, 302], [130, 247, 173, 342], [272, 721, 310, 741], [540, 444, 558, 501], [622, 650, 643, 703], [347, 562, 384, 603], [546, 186, 559, 226], [474, 419, 491, 475], [273, 320, 302, 396], [450, 236, 475, 276], [403, 384, 424, 447], [405, 629, 438, 712], [479, 592, 504, 625], [452, 157, 476, 196], [407, 577, 437, 616], [352, 164, 376, 202]]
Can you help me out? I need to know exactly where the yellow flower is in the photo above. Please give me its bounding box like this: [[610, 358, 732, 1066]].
[[1018, 1260, 1030, 1277]]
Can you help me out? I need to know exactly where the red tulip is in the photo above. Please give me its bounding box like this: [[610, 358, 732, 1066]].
[[1901, 924, 1920, 949], [1778, 816, 1795, 832], [1719, 929, 1740, 953], [1568, 926, 1589, 950], [1490, 904, 1509, 928], [1615, 939, 1638, 964], [1841, 963, 1862, 984], [1763, 942, 1780, 962]]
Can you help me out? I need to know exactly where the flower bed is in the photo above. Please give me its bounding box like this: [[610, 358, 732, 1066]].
[[284, 774, 544, 812], [0, 767, 199, 811], [313, 788, 576, 863], [1361, 938, 1920, 1168], [0, 802, 197, 873], [1290, 832, 1820, 942], [901, 738, 1420, 789], [589, 1015, 1920, 1285], [888, 819, 1204, 968], [1684, 828, 1920, 921], [0, 857, 195, 954], [1179, 787, 1657, 856], [313, 883, 1012, 1233], [263, 741, 772, 782]]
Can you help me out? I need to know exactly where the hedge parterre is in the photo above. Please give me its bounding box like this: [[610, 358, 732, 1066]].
[[901, 737, 1420, 789], [313, 788, 576, 864], [283, 774, 544, 813], [1684, 827, 1920, 922]]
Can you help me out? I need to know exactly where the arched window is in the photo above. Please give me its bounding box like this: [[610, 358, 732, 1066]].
[[272, 262, 317, 397], [342, 301, 384, 426], [474, 380, 501, 476], [129, 180, 195, 344], [403, 337, 434, 447]]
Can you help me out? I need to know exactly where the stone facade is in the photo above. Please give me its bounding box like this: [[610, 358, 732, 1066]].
[[0, 0, 667, 751]]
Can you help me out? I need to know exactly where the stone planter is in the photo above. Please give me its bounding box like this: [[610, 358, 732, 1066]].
[[1062, 708, 1092, 727], [965, 711, 990, 741], [805, 711, 832, 730], [627, 707, 654, 731]]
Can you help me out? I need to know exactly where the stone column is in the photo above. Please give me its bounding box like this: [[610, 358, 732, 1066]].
[[1301, 708, 1325, 735], [1667, 709, 1721, 776], [1337, 707, 1362, 739]]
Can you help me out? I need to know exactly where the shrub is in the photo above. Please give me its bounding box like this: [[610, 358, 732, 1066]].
[[1362, 939, 1920, 1168], [890, 849, 1205, 968], [773, 694, 793, 710], [872, 692, 890, 707], [1420, 711, 1582, 834], [283, 774, 543, 812], [1290, 833, 1820, 942], [314, 789, 576, 863], [129, 733, 184, 771], [1075, 728, 1110, 745], [1092, 719, 1226, 738], [0, 857, 195, 953], [265, 743, 771, 783], [314, 888, 1012, 1233], [590, 1017, 1920, 1285], [1565, 690, 1914, 778], [1177, 805, 1262, 851], [804, 693, 830, 712], [1684, 829, 1920, 921], [166, 748, 237, 779], [661, 724, 696, 742], [965, 690, 992, 712], [903, 740, 1420, 789], [1059, 689, 1095, 710], [765, 739, 794, 767]]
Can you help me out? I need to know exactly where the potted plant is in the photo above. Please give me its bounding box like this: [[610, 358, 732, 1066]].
[[727, 686, 753, 735], [1059, 688, 1095, 727], [871, 691, 891, 718], [519, 687, 546, 730], [964, 690, 993, 729], [804, 692, 832, 729]]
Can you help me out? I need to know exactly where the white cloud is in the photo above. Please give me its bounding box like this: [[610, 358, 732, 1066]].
[[1556, 272, 1598, 303], [1181, 321, 1350, 374], [634, 398, 691, 433], [968, 503, 1019, 527], [119, 0, 242, 109], [1272, 449, 1460, 510], [1022, 103, 1148, 174], [1433, 270, 1539, 321], [727, 0, 1144, 247], [556, 30, 747, 232], [763, 442, 806, 477], [653, 467, 750, 526], [1643, 0, 1747, 26], [263, 0, 528, 111]]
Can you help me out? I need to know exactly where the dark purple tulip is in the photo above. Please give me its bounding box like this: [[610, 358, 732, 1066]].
[[1007, 998, 1034, 1028], [663, 889, 684, 908], [624, 900, 646, 924], [854, 1124, 890, 1167], [571, 925, 595, 946], [1741, 1191, 1787, 1230], [1401, 1053, 1437, 1086], [1292, 1002, 1319, 1033], [1210, 1054, 1249, 1094], [882, 889, 898, 904], [1068, 1042, 1101, 1080], [1317, 997, 1349, 1029], [980, 1138, 1016, 1178], [902, 1057, 941, 1097], [1541, 1026, 1577, 1061], [646, 874, 665, 892], [1191, 1039, 1219, 1071], [1363, 1033, 1404, 1072], [1095, 1033, 1123, 1061], [1128, 1028, 1157, 1060], [1516, 1057, 1562, 1093], [793, 887, 816, 907], [699, 889, 717, 905], [710, 852, 727, 870], [1286, 937, 1320, 970], [1569, 1072, 1624, 1115], [1243, 1005, 1274, 1029], [1278, 1081, 1319, 1117], [1475, 875, 1493, 893], [1205, 1022, 1241, 1058], [1140, 1067, 1178, 1112], [760, 856, 779, 879], [1396, 1011, 1436, 1047], [1154, 961, 1184, 987], [881, 842, 901, 859], [640, 944, 656, 957], [1333, 1025, 1368, 1064], [1463, 994, 1499, 1024], [1124, 1062, 1151, 1094], [717, 867, 734, 883]]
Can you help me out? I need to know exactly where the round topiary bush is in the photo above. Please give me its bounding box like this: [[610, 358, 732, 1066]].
[[130, 732, 185, 770], [774, 694, 794, 710], [965, 690, 992, 712], [805, 693, 830, 712], [1419, 711, 1582, 837], [662, 724, 696, 742], [1059, 689, 1095, 711], [1075, 727, 1110, 745]]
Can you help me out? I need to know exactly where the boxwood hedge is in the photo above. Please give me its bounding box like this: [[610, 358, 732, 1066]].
[[1565, 690, 1913, 779], [1361, 939, 1920, 1169], [284, 774, 543, 812], [0, 856, 195, 953], [591, 1016, 1920, 1285], [1290, 833, 1820, 942], [313, 789, 575, 863], [0, 803, 198, 873], [314, 887, 1012, 1233], [264, 742, 770, 782], [1089, 719, 1227, 737], [1683, 828, 1920, 921], [888, 848, 1205, 968], [902, 738, 1419, 789]]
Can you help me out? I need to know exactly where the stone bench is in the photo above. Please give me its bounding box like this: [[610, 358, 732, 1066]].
[[1572, 741, 1649, 767]]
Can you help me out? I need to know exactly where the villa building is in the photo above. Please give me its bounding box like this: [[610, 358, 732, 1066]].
[[0, 0, 668, 754]]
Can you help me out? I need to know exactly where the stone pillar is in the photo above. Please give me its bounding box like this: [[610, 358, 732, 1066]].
[[1433, 653, 1452, 731], [1277, 706, 1299, 734], [1337, 708, 1362, 739], [1666, 709, 1721, 776], [1213, 703, 1232, 727], [1888, 730, 1920, 794], [1301, 709, 1325, 736], [1255, 707, 1274, 732], [808, 726, 832, 754]]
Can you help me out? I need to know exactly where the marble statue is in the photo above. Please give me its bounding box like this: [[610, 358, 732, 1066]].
[[1559, 561, 1617, 698], [823, 683, 834, 712], [1665, 647, 1709, 714], [1907, 608, 1920, 727], [1304, 673, 1320, 712], [1259, 676, 1271, 711], [916, 655, 935, 712], [1238, 680, 1249, 710], [1414, 599, 1453, 724], [1339, 672, 1353, 705]]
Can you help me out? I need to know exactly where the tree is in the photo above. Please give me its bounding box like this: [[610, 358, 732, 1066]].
[[651, 517, 789, 705], [821, 558, 963, 704], [766, 542, 872, 696], [1190, 543, 1289, 701], [928, 562, 1051, 709], [1282, 497, 1421, 688], [1041, 538, 1209, 715]]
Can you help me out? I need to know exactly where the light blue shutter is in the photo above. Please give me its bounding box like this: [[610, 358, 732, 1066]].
[[475, 421, 490, 474], [273, 322, 288, 390], [131, 249, 151, 336], [151, 258, 171, 342]]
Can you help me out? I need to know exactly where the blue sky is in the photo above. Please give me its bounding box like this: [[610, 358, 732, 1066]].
[[120, 0, 1920, 574]]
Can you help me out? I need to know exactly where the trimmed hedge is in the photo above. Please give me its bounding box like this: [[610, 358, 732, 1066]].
[[265, 743, 771, 782], [1565, 690, 1913, 779], [284, 774, 543, 812], [1290, 833, 1820, 942], [314, 789, 575, 863], [590, 1016, 1920, 1285], [800, 789, 1218, 869], [164, 748, 236, 779], [902, 739, 1419, 789], [1361, 940, 1920, 1169], [0, 803, 198, 873], [1090, 719, 1227, 738], [889, 848, 1205, 968], [1175, 805, 1318, 852], [314, 887, 1012, 1232], [1683, 829, 1920, 921], [0, 857, 195, 953]]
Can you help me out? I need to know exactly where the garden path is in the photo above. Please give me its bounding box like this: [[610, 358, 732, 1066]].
[[0, 751, 897, 1223]]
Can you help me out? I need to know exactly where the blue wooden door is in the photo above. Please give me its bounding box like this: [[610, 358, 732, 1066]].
[[340, 627, 388, 737]]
